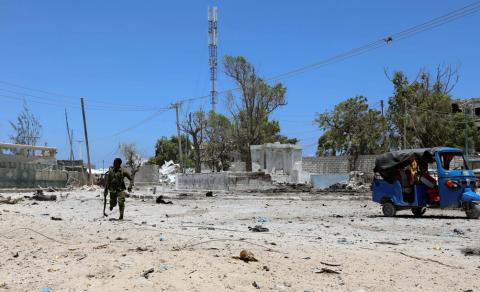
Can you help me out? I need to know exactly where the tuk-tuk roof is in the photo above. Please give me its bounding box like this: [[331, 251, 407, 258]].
[[373, 147, 463, 182]]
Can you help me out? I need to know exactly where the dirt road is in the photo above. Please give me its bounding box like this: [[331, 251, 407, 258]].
[[0, 189, 479, 291]]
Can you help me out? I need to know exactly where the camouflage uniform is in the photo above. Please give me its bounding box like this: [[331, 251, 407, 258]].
[[106, 167, 133, 219]]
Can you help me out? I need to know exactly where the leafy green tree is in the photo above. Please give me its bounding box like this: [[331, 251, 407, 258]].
[[204, 112, 234, 171], [224, 55, 289, 171], [386, 66, 479, 150], [315, 96, 384, 157], [148, 135, 192, 166]]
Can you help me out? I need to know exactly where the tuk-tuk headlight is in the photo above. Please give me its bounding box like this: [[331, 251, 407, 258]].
[[446, 180, 460, 190]]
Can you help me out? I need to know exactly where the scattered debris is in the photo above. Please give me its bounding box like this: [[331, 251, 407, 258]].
[[159, 234, 166, 241], [156, 196, 173, 204], [159, 160, 179, 184], [77, 255, 87, 261], [337, 238, 354, 245], [205, 191, 213, 197], [398, 252, 462, 269], [142, 268, 154, 279], [320, 262, 341, 267], [373, 241, 400, 246], [30, 190, 57, 201], [257, 217, 268, 223], [158, 264, 172, 273], [315, 267, 341, 274], [93, 244, 108, 250], [50, 216, 62, 221], [461, 247, 480, 256], [248, 225, 269, 232], [453, 228, 465, 235], [12, 252, 19, 258], [136, 247, 148, 252], [0, 196, 22, 205], [232, 250, 258, 263], [263, 265, 270, 271], [252, 281, 260, 289]]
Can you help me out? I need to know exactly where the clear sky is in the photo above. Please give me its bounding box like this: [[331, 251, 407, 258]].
[[0, 0, 479, 167]]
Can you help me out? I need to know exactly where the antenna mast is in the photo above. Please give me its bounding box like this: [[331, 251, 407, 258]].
[[208, 6, 218, 112]]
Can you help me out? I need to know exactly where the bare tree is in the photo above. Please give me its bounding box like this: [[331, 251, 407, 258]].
[[119, 143, 143, 180], [224, 55, 286, 171], [9, 101, 42, 155], [181, 109, 207, 173]]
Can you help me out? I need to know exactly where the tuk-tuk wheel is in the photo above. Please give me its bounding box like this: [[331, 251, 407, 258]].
[[411, 207, 426, 217], [382, 202, 396, 217], [465, 204, 480, 219]]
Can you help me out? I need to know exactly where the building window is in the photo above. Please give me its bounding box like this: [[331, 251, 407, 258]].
[[475, 107, 480, 116]]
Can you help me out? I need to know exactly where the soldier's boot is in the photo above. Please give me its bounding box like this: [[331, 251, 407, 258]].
[[118, 197, 125, 220], [119, 206, 124, 220]]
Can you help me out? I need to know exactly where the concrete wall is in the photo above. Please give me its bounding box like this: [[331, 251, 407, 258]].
[[134, 165, 160, 185], [176, 172, 273, 191], [302, 155, 376, 174], [251, 143, 302, 183], [0, 161, 70, 188]]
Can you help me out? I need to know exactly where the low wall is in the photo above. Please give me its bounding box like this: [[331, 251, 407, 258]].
[[302, 155, 376, 174], [176, 172, 273, 191], [0, 161, 86, 188]]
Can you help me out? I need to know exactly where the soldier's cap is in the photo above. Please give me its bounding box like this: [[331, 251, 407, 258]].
[[114, 157, 122, 164]]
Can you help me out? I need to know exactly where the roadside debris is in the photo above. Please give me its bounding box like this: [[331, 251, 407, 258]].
[[142, 268, 154, 279], [337, 238, 354, 245], [315, 267, 341, 274], [29, 190, 56, 201], [50, 216, 62, 221], [159, 160, 179, 184], [0, 196, 22, 205], [320, 262, 341, 267], [453, 228, 465, 235], [461, 247, 480, 256], [158, 264, 172, 273], [373, 241, 400, 246], [249, 225, 269, 232], [93, 244, 108, 250], [156, 196, 173, 204], [205, 191, 213, 197], [252, 281, 261, 289], [232, 250, 258, 263]]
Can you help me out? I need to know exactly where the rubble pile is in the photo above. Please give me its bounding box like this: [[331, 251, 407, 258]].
[[326, 171, 370, 192], [159, 160, 180, 184], [345, 171, 370, 192]]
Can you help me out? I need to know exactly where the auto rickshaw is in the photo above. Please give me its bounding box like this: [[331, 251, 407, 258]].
[[372, 147, 480, 219]]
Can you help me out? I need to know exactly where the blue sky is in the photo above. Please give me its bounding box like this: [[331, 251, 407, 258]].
[[0, 0, 479, 167]]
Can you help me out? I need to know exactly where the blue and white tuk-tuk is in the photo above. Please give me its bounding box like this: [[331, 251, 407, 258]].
[[372, 147, 480, 219]]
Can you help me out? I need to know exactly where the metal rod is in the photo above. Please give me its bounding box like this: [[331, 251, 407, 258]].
[[81, 97, 93, 186]]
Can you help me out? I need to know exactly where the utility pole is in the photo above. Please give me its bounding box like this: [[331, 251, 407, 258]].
[[465, 103, 469, 166], [65, 108, 75, 161], [80, 97, 93, 186], [208, 6, 218, 113], [403, 100, 407, 150], [173, 102, 184, 173]]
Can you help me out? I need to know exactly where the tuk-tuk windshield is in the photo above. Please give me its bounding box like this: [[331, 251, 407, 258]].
[[439, 152, 468, 170]]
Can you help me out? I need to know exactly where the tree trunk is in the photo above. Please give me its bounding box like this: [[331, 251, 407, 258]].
[[194, 144, 201, 173], [245, 146, 252, 172]]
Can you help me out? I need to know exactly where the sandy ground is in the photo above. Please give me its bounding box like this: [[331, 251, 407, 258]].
[[0, 188, 479, 292]]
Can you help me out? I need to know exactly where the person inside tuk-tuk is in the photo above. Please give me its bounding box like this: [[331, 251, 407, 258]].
[[395, 162, 414, 203], [417, 160, 440, 205]]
